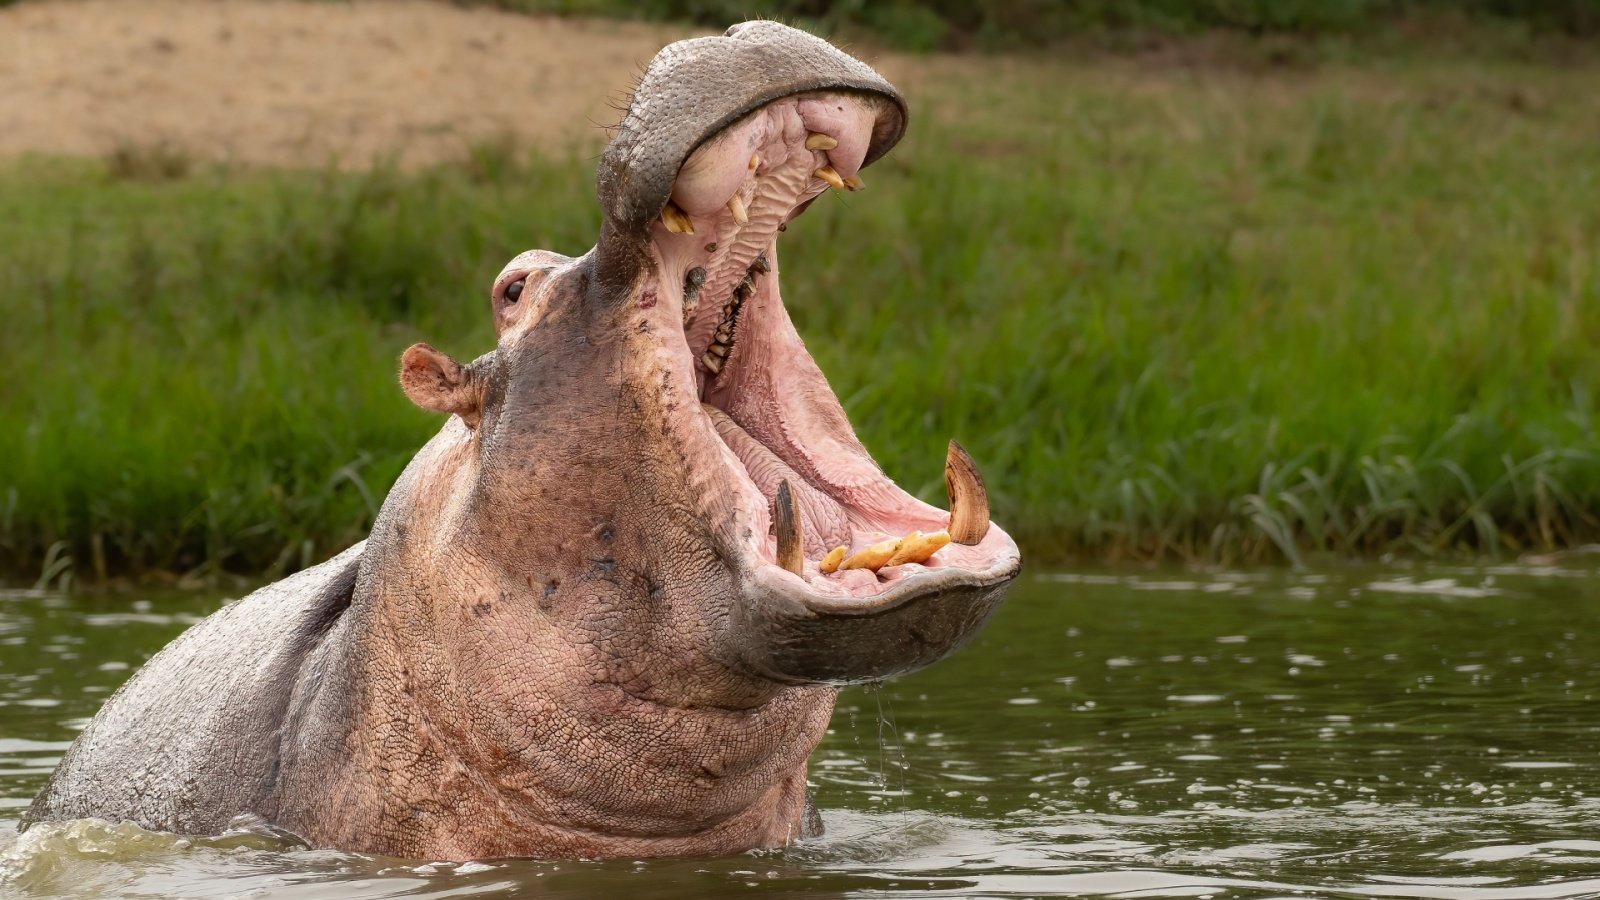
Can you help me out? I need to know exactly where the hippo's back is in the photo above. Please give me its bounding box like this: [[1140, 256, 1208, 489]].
[[21, 543, 364, 836]]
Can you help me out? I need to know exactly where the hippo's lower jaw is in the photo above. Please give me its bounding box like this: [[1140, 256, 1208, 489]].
[[641, 91, 1021, 683]]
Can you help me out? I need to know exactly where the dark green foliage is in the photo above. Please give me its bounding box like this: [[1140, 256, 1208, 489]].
[[473, 0, 1600, 50]]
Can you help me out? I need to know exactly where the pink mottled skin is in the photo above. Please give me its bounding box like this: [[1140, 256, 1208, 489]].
[[23, 22, 1018, 860]]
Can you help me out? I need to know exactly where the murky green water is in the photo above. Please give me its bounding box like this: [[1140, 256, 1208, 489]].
[[4, 563, 1600, 898]]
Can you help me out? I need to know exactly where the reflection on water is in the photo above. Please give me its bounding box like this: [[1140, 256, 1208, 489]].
[[4, 563, 1600, 897]]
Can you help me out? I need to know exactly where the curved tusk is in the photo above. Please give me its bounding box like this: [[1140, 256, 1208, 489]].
[[945, 440, 991, 545], [775, 479, 804, 576], [813, 165, 845, 190]]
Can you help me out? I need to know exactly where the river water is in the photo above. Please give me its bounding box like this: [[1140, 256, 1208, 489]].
[[2, 562, 1599, 898]]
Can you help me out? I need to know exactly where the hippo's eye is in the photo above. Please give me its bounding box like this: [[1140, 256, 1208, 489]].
[[504, 280, 525, 303]]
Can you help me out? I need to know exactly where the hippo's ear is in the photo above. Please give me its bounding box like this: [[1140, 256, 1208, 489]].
[[400, 343, 482, 429]]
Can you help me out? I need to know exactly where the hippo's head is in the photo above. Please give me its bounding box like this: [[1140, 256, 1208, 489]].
[[384, 22, 1018, 704]]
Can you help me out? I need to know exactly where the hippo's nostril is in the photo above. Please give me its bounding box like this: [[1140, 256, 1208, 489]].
[[504, 280, 525, 303]]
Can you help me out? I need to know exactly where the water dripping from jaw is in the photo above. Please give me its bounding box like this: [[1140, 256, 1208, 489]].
[[864, 682, 909, 821]]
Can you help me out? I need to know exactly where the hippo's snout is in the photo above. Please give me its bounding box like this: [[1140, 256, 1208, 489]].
[[578, 24, 1021, 685]]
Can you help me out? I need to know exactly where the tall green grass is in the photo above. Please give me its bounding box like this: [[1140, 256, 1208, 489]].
[[3, 59, 1599, 582]]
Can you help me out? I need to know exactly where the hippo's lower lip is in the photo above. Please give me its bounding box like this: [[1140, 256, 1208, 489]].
[[727, 551, 1020, 684], [639, 89, 1021, 676]]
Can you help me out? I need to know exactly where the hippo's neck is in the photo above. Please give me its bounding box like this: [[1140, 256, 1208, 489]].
[[271, 570, 837, 858]]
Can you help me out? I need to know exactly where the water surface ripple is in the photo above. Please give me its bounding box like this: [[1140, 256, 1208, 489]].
[[3, 563, 1599, 898]]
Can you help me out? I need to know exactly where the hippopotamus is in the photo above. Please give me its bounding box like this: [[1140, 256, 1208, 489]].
[[22, 21, 1020, 860]]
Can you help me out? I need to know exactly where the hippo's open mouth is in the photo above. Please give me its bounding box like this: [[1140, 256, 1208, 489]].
[[643, 91, 1020, 622]]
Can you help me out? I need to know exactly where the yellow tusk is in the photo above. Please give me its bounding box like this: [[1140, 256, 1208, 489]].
[[946, 440, 991, 545], [839, 536, 901, 572], [661, 202, 695, 235], [805, 132, 839, 151], [727, 194, 749, 227], [819, 545, 847, 574], [843, 174, 864, 192], [885, 530, 951, 567], [813, 165, 845, 190]]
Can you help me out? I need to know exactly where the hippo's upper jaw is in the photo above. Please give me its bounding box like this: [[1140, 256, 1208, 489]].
[[585, 25, 1021, 685]]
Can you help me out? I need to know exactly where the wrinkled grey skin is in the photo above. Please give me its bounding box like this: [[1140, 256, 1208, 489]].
[[22, 22, 1018, 860]]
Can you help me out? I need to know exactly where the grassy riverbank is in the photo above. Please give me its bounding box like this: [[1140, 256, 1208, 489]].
[[3, 55, 1599, 583]]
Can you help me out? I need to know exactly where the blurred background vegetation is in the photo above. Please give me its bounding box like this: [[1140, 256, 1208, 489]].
[[1, 0, 1597, 585], [481, 0, 1599, 50]]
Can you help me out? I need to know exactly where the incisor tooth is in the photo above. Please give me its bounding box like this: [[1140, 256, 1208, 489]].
[[819, 546, 847, 574], [844, 174, 865, 191], [814, 165, 845, 190], [945, 440, 991, 545], [727, 194, 749, 227], [774, 480, 804, 577], [749, 153, 761, 171], [805, 132, 839, 151], [661, 202, 694, 235], [840, 536, 901, 572], [886, 530, 951, 567]]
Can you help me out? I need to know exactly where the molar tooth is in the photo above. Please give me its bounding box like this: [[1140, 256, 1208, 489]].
[[751, 253, 771, 275], [819, 546, 847, 574], [805, 133, 839, 151], [844, 174, 865, 192], [813, 165, 845, 190], [702, 351, 723, 374], [727, 194, 749, 227], [708, 343, 729, 358], [840, 536, 902, 572], [774, 480, 804, 577], [886, 530, 951, 567], [945, 440, 991, 545], [661, 202, 695, 235]]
